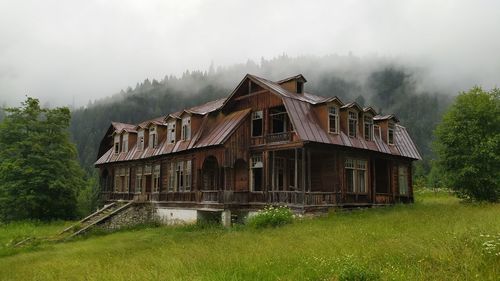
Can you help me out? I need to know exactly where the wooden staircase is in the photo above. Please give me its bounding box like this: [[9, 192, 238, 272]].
[[61, 201, 134, 239], [14, 201, 134, 247]]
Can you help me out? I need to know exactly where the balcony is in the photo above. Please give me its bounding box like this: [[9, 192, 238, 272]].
[[266, 131, 292, 143]]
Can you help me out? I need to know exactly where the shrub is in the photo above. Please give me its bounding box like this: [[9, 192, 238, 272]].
[[246, 205, 294, 228]]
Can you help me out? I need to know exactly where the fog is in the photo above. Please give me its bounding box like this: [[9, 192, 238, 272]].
[[0, 0, 499, 107]]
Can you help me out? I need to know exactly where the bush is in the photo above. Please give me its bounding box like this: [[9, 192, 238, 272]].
[[246, 205, 294, 228]]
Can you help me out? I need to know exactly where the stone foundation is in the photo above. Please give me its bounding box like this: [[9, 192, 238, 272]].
[[99, 203, 157, 230]]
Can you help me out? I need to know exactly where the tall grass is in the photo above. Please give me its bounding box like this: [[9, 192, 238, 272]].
[[0, 192, 498, 280]]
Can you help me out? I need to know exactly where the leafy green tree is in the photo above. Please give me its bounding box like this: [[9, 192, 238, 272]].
[[0, 97, 87, 221], [434, 87, 500, 201]]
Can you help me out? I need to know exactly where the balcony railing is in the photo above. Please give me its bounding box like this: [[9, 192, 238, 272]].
[[266, 131, 292, 143], [102, 190, 341, 206]]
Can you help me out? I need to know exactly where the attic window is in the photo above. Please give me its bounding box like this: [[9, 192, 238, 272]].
[[388, 123, 395, 145], [138, 130, 145, 151], [114, 134, 120, 154], [149, 126, 158, 148], [167, 121, 176, 143], [328, 106, 339, 134], [364, 116, 373, 141], [348, 111, 358, 138], [296, 81, 304, 94], [181, 117, 191, 140], [122, 133, 129, 152]]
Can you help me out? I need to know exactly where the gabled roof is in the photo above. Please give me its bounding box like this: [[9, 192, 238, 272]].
[[374, 114, 400, 123], [363, 107, 378, 116], [277, 74, 307, 84], [341, 102, 363, 111], [111, 122, 136, 133], [185, 98, 226, 115], [136, 116, 166, 129]]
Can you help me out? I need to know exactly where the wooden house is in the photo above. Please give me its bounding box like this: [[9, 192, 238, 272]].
[[95, 74, 421, 223]]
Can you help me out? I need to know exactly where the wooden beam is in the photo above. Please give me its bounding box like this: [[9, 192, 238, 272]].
[[294, 148, 298, 190]]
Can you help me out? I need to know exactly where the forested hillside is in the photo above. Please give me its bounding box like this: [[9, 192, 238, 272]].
[[70, 55, 452, 175]]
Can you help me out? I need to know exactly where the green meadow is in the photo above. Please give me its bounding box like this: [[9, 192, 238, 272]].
[[0, 191, 498, 281]]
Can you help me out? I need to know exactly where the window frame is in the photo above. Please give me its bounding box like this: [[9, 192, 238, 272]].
[[181, 117, 191, 141], [344, 158, 368, 194], [348, 111, 358, 138], [364, 115, 374, 141], [251, 110, 263, 137], [398, 165, 409, 195], [167, 121, 176, 144], [328, 106, 339, 134], [388, 122, 395, 145], [250, 154, 264, 192]]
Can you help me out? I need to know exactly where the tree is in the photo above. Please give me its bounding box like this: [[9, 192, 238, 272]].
[[433, 87, 500, 201], [0, 97, 87, 221]]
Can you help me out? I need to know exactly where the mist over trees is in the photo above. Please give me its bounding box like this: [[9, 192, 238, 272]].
[[70, 54, 452, 176]]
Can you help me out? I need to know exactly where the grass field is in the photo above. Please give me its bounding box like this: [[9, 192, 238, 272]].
[[0, 191, 498, 281]]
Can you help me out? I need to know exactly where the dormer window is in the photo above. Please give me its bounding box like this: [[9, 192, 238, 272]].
[[328, 106, 339, 134], [181, 117, 191, 140], [138, 130, 145, 151], [149, 126, 157, 148], [167, 121, 176, 143], [388, 122, 395, 145], [364, 116, 373, 141], [114, 134, 120, 154], [296, 81, 304, 94], [348, 111, 358, 138], [122, 133, 129, 152]]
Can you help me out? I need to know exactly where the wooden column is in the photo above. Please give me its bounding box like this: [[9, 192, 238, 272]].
[[294, 148, 298, 190], [302, 148, 306, 207]]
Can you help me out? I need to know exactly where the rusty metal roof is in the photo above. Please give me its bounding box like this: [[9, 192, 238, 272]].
[[194, 109, 251, 148], [374, 114, 400, 123], [96, 74, 421, 165], [283, 96, 421, 160]]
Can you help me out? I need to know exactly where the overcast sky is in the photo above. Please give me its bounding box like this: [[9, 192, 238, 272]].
[[0, 0, 499, 107]]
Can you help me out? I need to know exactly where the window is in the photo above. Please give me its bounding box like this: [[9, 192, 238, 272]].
[[167, 121, 176, 144], [296, 81, 304, 93], [168, 162, 176, 192], [364, 116, 373, 141], [374, 125, 381, 139], [328, 106, 339, 133], [345, 159, 368, 193], [153, 164, 160, 193], [114, 134, 120, 154], [122, 133, 129, 152], [348, 111, 358, 137], [250, 154, 263, 191], [114, 167, 128, 192], [270, 107, 288, 134], [388, 123, 395, 145], [398, 165, 408, 195], [135, 166, 143, 193], [181, 117, 191, 140], [149, 126, 157, 148], [138, 130, 145, 151], [185, 160, 192, 191], [176, 161, 184, 191], [251, 111, 263, 137]]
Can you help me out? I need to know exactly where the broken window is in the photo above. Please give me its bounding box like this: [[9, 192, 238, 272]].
[[270, 107, 289, 134], [251, 111, 263, 137], [167, 121, 176, 143], [251, 154, 263, 191], [181, 117, 191, 140]]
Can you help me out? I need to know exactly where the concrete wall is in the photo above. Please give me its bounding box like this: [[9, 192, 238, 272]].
[[156, 207, 198, 225]]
